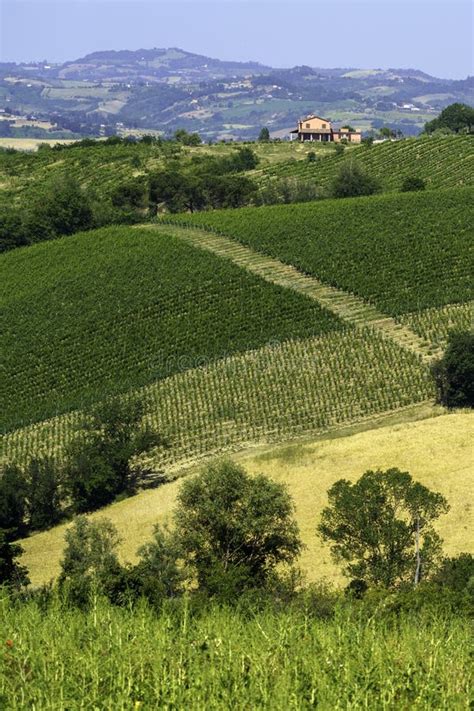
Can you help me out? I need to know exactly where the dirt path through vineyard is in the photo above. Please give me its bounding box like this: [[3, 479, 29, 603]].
[[149, 224, 438, 363]]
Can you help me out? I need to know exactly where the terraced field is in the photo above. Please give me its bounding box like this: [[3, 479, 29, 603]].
[[258, 134, 474, 192]]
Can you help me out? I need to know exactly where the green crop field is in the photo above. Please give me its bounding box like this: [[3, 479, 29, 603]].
[[3, 327, 434, 469], [171, 187, 474, 315], [2, 595, 471, 710], [258, 134, 474, 192], [1, 226, 342, 432]]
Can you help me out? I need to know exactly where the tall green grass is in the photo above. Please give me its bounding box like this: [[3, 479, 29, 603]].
[[0, 594, 471, 709]]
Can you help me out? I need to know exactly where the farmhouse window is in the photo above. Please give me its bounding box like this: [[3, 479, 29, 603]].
[[306, 123, 311, 128]]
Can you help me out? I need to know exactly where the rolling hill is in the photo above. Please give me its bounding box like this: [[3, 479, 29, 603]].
[[0, 134, 472, 217], [258, 133, 474, 192], [3, 48, 474, 140], [3, 186, 472, 474]]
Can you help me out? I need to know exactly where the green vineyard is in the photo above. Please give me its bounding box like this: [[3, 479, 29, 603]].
[[171, 187, 474, 315], [400, 302, 473, 350], [1, 226, 342, 432], [3, 328, 434, 469], [258, 134, 474, 192]]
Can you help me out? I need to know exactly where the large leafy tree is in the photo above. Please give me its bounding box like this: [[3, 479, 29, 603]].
[[23, 176, 94, 243], [432, 331, 474, 409], [318, 468, 449, 588], [331, 162, 381, 198], [424, 103, 474, 134], [65, 397, 164, 513], [0, 531, 29, 589], [173, 460, 302, 596]]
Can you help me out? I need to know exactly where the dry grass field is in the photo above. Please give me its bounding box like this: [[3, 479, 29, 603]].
[[0, 137, 79, 151], [21, 409, 474, 587]]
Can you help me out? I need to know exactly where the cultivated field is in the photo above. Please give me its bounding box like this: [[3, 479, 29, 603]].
[[2, 226, 341, 431], [258, 134, 474, 192], [173, 187, 474, 315]]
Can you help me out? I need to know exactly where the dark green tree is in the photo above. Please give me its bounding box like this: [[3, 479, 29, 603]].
[[0, 531, 29, 588], [401, 175, 426, 192], [307, 151, 317, 162], [111, 178, 148, 209], [0, 464, 28, 540], [65, 397, 164, 513], [432, 331, 474, 408], [424, 103, 474, 134], [331, 162, 381, 198], [59, 516, 122, 605], [318, 468, 449, 588], [173, 460, 302, 597], [149, 169, 206, 213], [378, 126, 396, 139], [23, 176, 94, 243], [0, 208, 28, 252], [258, 127, 270, 142], [174, 129, 202, 146], [204, 173, 256, 209], [26, 457, 63, 531], [126, 525, 184, 606]]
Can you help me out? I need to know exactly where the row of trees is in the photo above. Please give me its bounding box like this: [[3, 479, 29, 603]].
[[4, 459, 473, 610], [0, 398, 165, 548], [0, 146, 260, 252]]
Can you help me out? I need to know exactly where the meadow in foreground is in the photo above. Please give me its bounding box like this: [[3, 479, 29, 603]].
[[1, 593, 471, 710]]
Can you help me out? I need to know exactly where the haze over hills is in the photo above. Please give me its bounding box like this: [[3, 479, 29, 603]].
[[1, 46, 473, 139]]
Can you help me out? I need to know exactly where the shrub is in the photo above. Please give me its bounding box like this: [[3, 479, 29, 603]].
[[0, 531, 29, 589], [331, 162, 381, 198], [432, 331, 474, 408], [401, 175, 426, 192], [58, 517, 123, 606], [124, 525, 184, 606], [433, 553, 474, 592]]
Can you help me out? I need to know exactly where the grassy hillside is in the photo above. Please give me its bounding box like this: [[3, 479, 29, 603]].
[[171, 187, 474, 315], [19, 411, 474, 586], [1, 226, 342, 431], [259, 134, 474, 192]]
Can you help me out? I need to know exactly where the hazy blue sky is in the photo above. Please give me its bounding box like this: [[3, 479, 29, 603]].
[[1, 0, 472, 78]]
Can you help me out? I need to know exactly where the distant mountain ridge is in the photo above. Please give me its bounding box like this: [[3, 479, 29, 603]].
[[0, 47, 472, 140]]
